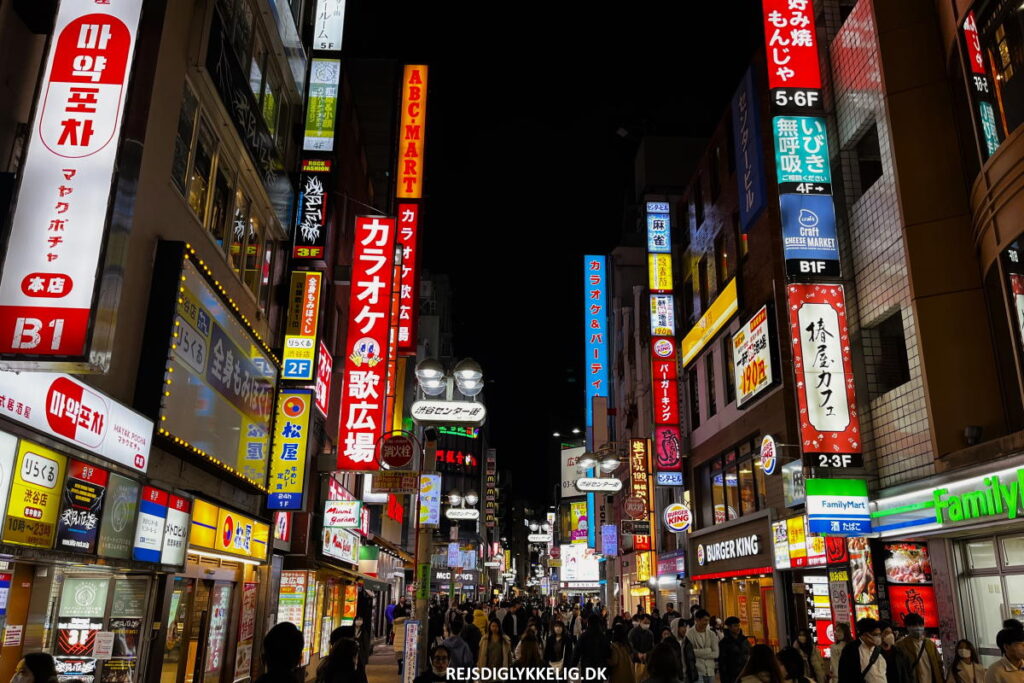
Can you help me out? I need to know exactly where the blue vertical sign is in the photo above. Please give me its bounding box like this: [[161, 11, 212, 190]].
[[645, 203, 672, 253], [731, 67, 767, 232], [584, 255, 609, 549]]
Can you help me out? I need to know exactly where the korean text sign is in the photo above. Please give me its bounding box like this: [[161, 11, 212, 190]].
[[397, 65, 428, 198], [0, 0, 144, 359], [337, 217, 397, 470], [731, 67, 767, 232], [787, 284, 861, 458], [268, 391, 312, 510], [762, 0, 822, 92], [584, 256, 609, 426], [396, 203, 421, 354]]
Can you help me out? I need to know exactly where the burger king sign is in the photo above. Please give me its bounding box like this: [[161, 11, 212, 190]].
[[663, 503, 692, 533]]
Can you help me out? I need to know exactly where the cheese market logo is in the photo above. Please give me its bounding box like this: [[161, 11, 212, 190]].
[[932, 471, 1024, 524]]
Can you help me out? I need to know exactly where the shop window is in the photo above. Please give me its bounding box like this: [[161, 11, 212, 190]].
[[706, 355, 717, 418], [854, 124, 883, 199], [262, 70, 282, 139], [723, 456, 739, 521], [1002, 536, 1024, 566], [722, 335, 736, 405], [688, 366, 701, 429], [710, 459, 725, 524], [209, 162, 235, 250], [753, 456, 767, 509], [703, 441, 764, 525], [981, 8, 1024, 138], [187, 118, 217, 220], [738, 460, 756, 516], [966, 539, 998, 570], [243, 215, 264, 295]]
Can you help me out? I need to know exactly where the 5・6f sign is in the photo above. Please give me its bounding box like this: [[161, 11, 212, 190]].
[[0, 0, 144, 364]]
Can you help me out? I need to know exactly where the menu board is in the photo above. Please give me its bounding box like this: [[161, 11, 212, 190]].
[[56, 460, 109, 554], [4, 439, 68, 547], [883, 543, 932, 584], [277, 571, 307, 626], [96, 474, 140, 560]]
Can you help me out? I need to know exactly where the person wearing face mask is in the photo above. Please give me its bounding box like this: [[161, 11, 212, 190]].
[[879, 621, 913, 683], [686, 610, 719, 683], [672, 619, 698, 683], [896, 615, 943, 683], [544, 620, 575, 671], [831, 624, 853, 683], [778, 646, 816, 683], [794, 628, 828, 683], [10, 654, 57, 683], [630, 615, 658, 679], [414, 645, 452, 683], [737, 643, 787, 683], [608, 624, 638, 683], [837, 617, 887, 683], [720, 617, 752, 683], [946, 639, 985, 683], [985, 627, 1024, 683]]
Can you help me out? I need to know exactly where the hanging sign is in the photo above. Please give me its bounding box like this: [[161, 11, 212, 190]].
[[733, 306, 775, 408], [663, 503, 692, 532], [396, 203, 421, 354], [303, 58, 340, 151], [268, 390, 312, 510], [132, 486, 167, 562], [324, 500, 361, 528], [396, 65, 429, 198], [282, 272, 322, 381], [4, 439, 68, 548]]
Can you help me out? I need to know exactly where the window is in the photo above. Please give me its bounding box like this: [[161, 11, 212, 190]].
[[706, 355, 717, 418], [722, 335, 736, 405], [171, 84, 199, 193], [701, 438, 765, 525], [248, 32, 265, 100], [209, 162, 235, 248], [688, 367, 700, 430], [187, 118, 217, 219], [692, 177, 704, 228], [854, 124, 883, 197], [865, 311, 911, 396], [980, 6, 1024, 138], [710, 458, 724, 525], [709, 146, 722, 201]]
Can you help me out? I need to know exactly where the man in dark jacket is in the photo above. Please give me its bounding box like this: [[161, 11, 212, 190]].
[[628, 614, 656, 665], [459, 608, 482, 663], [719, 617, 751, 683], [671, 618, 698, 683], [574, 615, 612, 673], [839, 618, 887, 683], [502, 603, 522, 649]]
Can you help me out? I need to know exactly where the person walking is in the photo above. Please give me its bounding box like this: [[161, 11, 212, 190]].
[[503, 603, 522, 650], [664, 604, 682, 622], [720, 617, 752, 683], [460, 612, 482, 665], [838, 618, 887, 683], [568, 605, 585, 640], [353, 616, 373, 670], [393, 615, 408, 677], [686, 610, 719, 683], [442, 617, 475, 671], [576, 615, 614, 676], [642, 642, 686, 683], [255, 622, 305, 683], [386, 601, 397, 646], [831, 624, 853, 683], [880, 621, 913, 683], [946, 640, 985, 683], [896, 615, 943, 683], [414, 645, 452, 683], [608, 624, 638, 683], [316, 638, 362, 683], [544, 620, 574, 671], [671, 619, 697, 683], [737, 644, 787, 683], [794, 628, 827, 683], [778, 647, 816, 683], [985, 627, 1024, 683], [515, 631, 545, 669], [630, 614, 657, 679], [478, 619, 512, 668]]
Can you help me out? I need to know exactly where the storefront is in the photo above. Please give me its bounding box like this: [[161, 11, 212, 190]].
[[655, 550, 687, 611], [870, 454, 1024, 664], [687, 516, 779, 646]]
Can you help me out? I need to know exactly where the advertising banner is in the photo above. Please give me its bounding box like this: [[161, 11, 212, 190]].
[[303, 58, 340, 151], [649, 294, 676, 337], [268, 390, 312, 510], [761, 0, 822, 96], [583, 256, 609, 426], [772, 116, 831, 191], [397, 203, 421, 353], [292, 159, 331, 260], [806, 478, 870, 535], [570, 501, 588, 543], [324, 500, 361, 528], [787, 284, 862, 458], [0, 0, 144, 361], [645, 203, 671, 252], [160, 495, 190, 566], [282, 273, 322, 381], [56, 460, 109, 554], [733, 306, 774, 407], [601, 524, 618, 556], [396, 65, 428, 198], [96, 473, 139, 559], [314, 342, 333, 417], [337, 217, 397, 470], [323, 527, 360, 564], [313, 0, 346, 51], [732, 67, 767, 231], [780, 193, 840, 277], [132, 486, 167, 562], [681, 279, 738, 366], [4, 439, 68, 548]]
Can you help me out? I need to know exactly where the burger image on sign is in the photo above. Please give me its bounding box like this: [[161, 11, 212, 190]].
[[760, 435, 777, 475], [663, 503, 692, 533]]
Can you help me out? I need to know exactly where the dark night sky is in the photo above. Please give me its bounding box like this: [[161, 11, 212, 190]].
[[345, 3, 764, 497]]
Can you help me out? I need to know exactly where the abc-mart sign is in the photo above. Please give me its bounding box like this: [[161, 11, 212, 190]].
[[0, 370, 152, 472]]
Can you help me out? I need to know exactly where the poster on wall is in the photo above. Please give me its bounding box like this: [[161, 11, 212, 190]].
[[96, 474, 140, 559], [882, 543, 932, 585], [233, 583, 258, 682], [4, 439, 68, 548], [56, 460, 109, 554], [887, 585, 939, 628], [849, 538, 877, 609], [733, 305, 774, 408]]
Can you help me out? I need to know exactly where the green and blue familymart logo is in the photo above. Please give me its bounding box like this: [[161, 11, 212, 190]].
[[872, 467, 1024, 534]]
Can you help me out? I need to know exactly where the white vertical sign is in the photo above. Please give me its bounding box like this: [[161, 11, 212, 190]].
[[313, 0, 346, 52]]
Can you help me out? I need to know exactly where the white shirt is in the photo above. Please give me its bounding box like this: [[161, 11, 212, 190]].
[[860, 641, 888, 683], [686, 627, 719, 678]]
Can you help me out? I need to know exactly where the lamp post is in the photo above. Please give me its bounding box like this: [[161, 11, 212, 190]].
[[444, 488, 479, 600], [411, 358, 484, 672], [573, 444, 622, 607]]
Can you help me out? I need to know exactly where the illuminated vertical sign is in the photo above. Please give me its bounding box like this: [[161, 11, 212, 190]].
[[383, 251, 402, 431], [0, 0, 144, 361], [787, 284, 861, 459], [961, 12, 1003, 159], [337, 217, 397, 470], [268, 390, 313, 510], [282, 272, 322, 381], [303, 58, 340, 152], [645, 204, 683, 477], [396, 203, 420, 354], [292, 159, 331, 260], [396, 65, 428, 199], [314, 342, 333, 417], [583, 256, 609, 426], [761, 0, 822, 110], [313, 0, 346, 52]]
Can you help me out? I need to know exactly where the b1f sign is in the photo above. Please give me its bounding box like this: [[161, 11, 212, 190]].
[[0, 0, 143, 362]]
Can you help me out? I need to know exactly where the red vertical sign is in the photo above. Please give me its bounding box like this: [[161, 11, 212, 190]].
[[762, 0, 822, 92], [396, 203, 420, 354], [336, 217, 397, 471]]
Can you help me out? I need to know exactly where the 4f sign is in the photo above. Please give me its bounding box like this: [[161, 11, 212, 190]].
[[0, 0, 144, 364]]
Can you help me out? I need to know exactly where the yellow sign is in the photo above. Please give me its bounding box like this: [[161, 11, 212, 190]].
[[787, 516, 807, 565], [268, 391, 312, 510], [681, 278, 738, 366], [3, 440, 67, 548], [283, 272, 322, 381], [636, 551, 653, 582], [189, 499, 269, 561], [648, 253, 674, 293], [397, 65, 429, 198], [630, 586, 650, 597], [190, 499, 219, 549]]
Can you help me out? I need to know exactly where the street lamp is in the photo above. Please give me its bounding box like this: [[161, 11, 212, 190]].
[[452, 358, 484, 397]]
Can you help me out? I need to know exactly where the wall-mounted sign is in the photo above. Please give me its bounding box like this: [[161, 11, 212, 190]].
[[418, 474, 441, 526], [681, 279, 738, 367], [380, 434, 415, 469], [561, 543, 600, 582], [445, 508, 479, 521], [312, 0, 346, 52], [628, 439, 652, 519], [760, 435, 778, 475], [410, 400, 486, 426], [268, 390, 312, 510], [648, 254, 674, 293], [772, 521, 790, 570], [651, 335, 683, 474], [292, 160, 331, 260], [805, 452, 865, 470], [96, 473, 139, 559], [646, 204, 671, 253], [657, 549, 687, 578], [314, 342, 333, 417], [189, 499, 268, 561], [780, 193, 840, 277], [0, 0, 144, 363], [761, 0, 823, 108], [322, 527, 360, 564], [806, 478, 870, 535], [396, 65, 428, 198], [783, 459, 806, 507], [584, 256, 609, 427], [55, 460, 109, 554], [370, 471, 419, 494], [663, 503, 692, 532], [133, 486, 168, 563], [733, 306, 774, 408], [575, 478, 623, 493], [657, 471, 684, 486], [303, 58, 340, 151], [527, 533, 552, 543], [4, 439, 67, 548], [697, 535, 761, 566], [0, 371, 152, 472], [601, 524, 618, 556], [560, 446, 585, 498], [324, 500, 361, 528], [787, 284, 861, 459], [772, 116, 831, 192], [396, 203, 421, 354], [283, 273, 322, 381], [337, 217, 397, 470], [732, 66, 767, 232], [649, 294, 676, 337], [161, 495, 190, 566]]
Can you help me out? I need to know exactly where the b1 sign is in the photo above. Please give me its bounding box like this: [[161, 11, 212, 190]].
[[0, 0, 143, 361]]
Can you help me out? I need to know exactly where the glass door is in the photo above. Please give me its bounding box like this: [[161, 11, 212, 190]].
[[203, 582, 234, 683], [161, 578, 195, 683]]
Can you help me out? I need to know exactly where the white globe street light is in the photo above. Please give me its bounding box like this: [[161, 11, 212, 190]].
[[464, 490, 479, 506]]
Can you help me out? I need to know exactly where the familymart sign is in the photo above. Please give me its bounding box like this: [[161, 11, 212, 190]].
[[871, 465, 1024, 537]]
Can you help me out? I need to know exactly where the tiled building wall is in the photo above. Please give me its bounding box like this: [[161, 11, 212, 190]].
[[827, 0, 934, 487]]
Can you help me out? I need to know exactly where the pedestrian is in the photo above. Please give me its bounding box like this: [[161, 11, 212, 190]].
[[353, 615, 373, 669], [896, 615, 943, 683], [831, 624, 853, 683], [671, 618, 697, 683], [255, 622, 305, 683], [461, 611, 482, 664], [720, 617, 752, 683], [428, 606, 444, 648], [386, 600, 397, 645], [442, 616, 475, 671], [11, 654, 57, 683], [651, 609, 664, 636], [837, 617, 886, 683], [779, 647, 816, 683], [316, 637, 362, 683], [642, 641, 686, 683], [946, 640, 985, 683], [630, 614, 657, 676], [394, 596, 411, 619], [659, 627, 675, 645], [664, 604, 682, 622], [985, 627, 1024, 683], [794, 628, 827, 683], [414, 645, 451, 683], [576, 615, 613, 675], [515, 631, 545, 669], [737, 644, 787, 683], [545, 619, 574, 671], [503, 603, 522, 649], [880, 622, 913, 683], [479, 619, 512, 668], [686, 610, 719, 683], [608, 624, 638, 683], [568, 604, 585, 640]]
